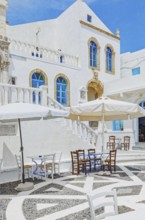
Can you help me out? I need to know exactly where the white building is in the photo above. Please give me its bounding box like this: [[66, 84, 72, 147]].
[[0, 0, 145, 167]]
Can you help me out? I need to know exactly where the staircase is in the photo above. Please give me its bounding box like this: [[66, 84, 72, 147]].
[[0, 83, 99, 170], [116, 149, 145, 164], [1, 83, 145, 170]]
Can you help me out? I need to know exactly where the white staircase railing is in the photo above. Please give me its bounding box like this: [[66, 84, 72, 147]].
[[66, 119, 98, 146], [0, 83, 98, 146], [46, 95, 98, 146]]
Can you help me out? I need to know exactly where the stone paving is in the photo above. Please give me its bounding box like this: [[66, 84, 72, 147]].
[[1, 162, 145, 220]]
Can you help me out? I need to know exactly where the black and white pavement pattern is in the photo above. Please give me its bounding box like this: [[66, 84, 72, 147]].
[[1, 163, 145, 220]]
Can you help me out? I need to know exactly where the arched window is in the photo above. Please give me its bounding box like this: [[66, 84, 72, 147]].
[[106, 47, 113, 72], [90, 41, 97, 68], [56, 77, 67, 106], [32, 72, 45, 103], [32, 72, 45, 88]]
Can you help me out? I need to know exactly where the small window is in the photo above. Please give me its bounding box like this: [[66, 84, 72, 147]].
[[106, 47, 113, 72], [60, 55, 64, 63], [87, 15, 92, 23], [11, 77, 16, 85], [112, 120, 123, 131], [132, 67, 140, 76]]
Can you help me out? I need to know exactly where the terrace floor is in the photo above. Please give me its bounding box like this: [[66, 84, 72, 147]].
[[1, 161, 145, 220]]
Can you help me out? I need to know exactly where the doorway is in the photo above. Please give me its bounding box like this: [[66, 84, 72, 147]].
[[139, 118, 145, 142], [88, 87, 98, 101], [139, 101, 145, 142]]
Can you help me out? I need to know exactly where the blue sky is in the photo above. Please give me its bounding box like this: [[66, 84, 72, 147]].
[[7, 0, 145, 53]]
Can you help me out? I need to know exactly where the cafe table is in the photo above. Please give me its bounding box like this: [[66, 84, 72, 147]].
[[27, 154, 55, 179]]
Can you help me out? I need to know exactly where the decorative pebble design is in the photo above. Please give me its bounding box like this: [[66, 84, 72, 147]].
[[1, 164, 145, 219]]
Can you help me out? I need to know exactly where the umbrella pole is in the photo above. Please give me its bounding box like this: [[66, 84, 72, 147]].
[[18, 119, 25, 184], [102, 113, 105, 152]]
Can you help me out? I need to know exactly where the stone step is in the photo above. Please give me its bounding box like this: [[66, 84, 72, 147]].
[[116, 150, 145, 162]]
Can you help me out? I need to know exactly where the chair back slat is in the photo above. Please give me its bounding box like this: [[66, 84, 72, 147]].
[[107, 136, 116, 150], [77, 149, 85, 160], [124, 136, 130, 143], [88, 148, 96, 155], [71, 151, 79, 175], [110, 149, 117, 161], [43, 154, 55, 165], [87, 189, 118, 220], [121, 136, 130, 150], [109, 136, 115, 143]]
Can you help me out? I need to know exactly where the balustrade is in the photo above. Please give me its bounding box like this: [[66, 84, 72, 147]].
[[0, 83, 42, 105], [66, 119, 98, 147], [0, 82, 98, 148], [9, 39, 79, 68]]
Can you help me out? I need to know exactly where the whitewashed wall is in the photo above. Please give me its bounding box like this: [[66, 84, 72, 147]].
[[121, 49, 145, 78]]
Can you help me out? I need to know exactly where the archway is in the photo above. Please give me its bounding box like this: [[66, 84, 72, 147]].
[[87, 72, 103, 101], [87, 72, 104, 128], [88, 87, 98, 101]]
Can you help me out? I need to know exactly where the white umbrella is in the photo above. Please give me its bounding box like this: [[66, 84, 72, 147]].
[[68, 97, 145, 151], [0, 102, 68, 186]]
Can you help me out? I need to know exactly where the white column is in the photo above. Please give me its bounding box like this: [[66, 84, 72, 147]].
[[40, 85, 48, 106], [17, 88, 21, 102], [4, 86, 8, 104], [29, 90, 33, 104], [35, 90, 39, 104]]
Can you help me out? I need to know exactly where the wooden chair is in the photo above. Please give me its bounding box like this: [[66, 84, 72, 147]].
[[54, 152, 62, 175], [15, 155, 33, 180], [87, 189, 118, 220], [71, 150, 90, 175], [77, 149, 90, 174], [107, 136, 116, 150], [71, 151, 79, 175], [102, 149, 117, 173], [121, 136, 130, 150], [88, 148, 102, 171]]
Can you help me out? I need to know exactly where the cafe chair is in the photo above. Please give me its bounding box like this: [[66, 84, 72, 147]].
[[107, 136, 116, 150], [54, 152, 62, 175], [71, 150, 90, 175], [77, 149, 90, 174], [102, 149, 117, 173], [87, 189, 118, 220], [71, 151, 79, 175], [15, 155, 33, 180], [88, 148, 102, 171], [39, 154, 55, 180], [121, 136, 130, 150]]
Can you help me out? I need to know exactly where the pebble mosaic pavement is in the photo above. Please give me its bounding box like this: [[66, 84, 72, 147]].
[[1, 162, 145, 220]]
